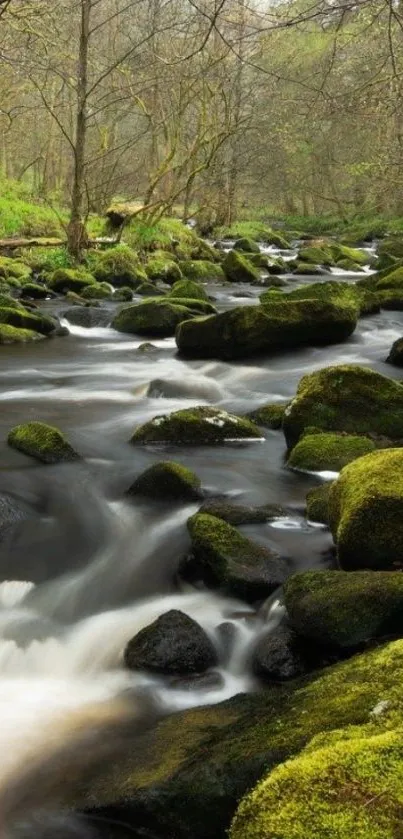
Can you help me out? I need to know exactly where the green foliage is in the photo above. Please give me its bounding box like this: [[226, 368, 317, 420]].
[[123, 217, 198, 253], [0, 174, 66, 237], [20, 246, 73, 273]]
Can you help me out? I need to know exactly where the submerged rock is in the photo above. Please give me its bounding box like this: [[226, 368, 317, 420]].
[[130, 406, 263, 445], [145, 376, 222, 401], [287, 431, 375, 472], [328, 448, 403, 570], [386, 336, 403, 366], [284, 569, 403, 649], [199, 500, 287, 525], [185, 512, 288, 601], [283, 364, 403, 450], [7, 421, 80, 464], [124, 609, 217, 674], [252, 624, 309, 681], [176, 298, 357, 361], [62, 307, 112, 328], [126, 461, 203, 501]]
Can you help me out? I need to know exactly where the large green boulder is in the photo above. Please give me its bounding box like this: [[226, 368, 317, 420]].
[[21, 282, 49, 299], [287, 431, 375, 472], [330, 243, 371, 266], [112, 300, 197, 336], [92, 244, 146, 288], [168, 279, 209, 301], [73, 639, 403, 839], [126, 461, 203, 501], [305, 482, 333, 524], [135, 281, 164, 297], [283, 365, 403, 450], [284, 569, 403, 648], [246, 402, 289, 429], [376, 266, 403, 290], [49, 268, 96, 294], [8, 421, 80, 464], [176, 299, 357, 361], [262, 279, 374, 317], [80, 283, 112, 300], [233, 237, 260, 254], [181, 260, 225, 282], [328, 448, 403, 570], [0, 324, 44, 344], [222, 251, 261, 283], [186, 512, 288, 601], [298, 245, 335, 266], [0, 306, 57, 336], [130, 406, 262, 445], [146, 255, 183, 285], [0, 257, 31, 281]]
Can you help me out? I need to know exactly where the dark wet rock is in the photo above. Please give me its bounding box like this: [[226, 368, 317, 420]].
[[124, 609, 218, 674], [168, 671, 224, 692], [199, 500, 287, 525], [7, 421, 80, 464], [145, 376, 222, 402], [21, 282, 49, 299], [126, 461, 203, 502], [185, 513, 289, 602], [136, 342, 159, 353], [222, 251, 261, 283], [61, 307, 112, 328], [252, 624, 308, 681], [284, 569, 403, 649], [0, 493, 34, 541], [130, 406, 263, 445], [386, 336, 403, 366], [49, 268, 96, 294], [233, 238, 260, 254], [112, 300, 197, 337]]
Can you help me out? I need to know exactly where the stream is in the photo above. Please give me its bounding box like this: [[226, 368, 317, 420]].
[[1, 256, 402, 834]]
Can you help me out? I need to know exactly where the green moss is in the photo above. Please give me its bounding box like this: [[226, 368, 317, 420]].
[[90, 244, 146, 288], [222, 250, 261, 283], [7, 421, 80, 464], [298, 245, 335, 266], [214, 221, 290, 248], [164, 297, 216, 314], [306, 482, 333, 524], [131, 405, 262, 445], [176, 299, 357, 361], [231, 728, 403, 839], [186, 512, 286, 601], [80, 283, 112, 300], [113, 286, 133, 302], [181, 260, 225, 282], [112, 300, 197, 336], [0, 323, 44, 344], [386, 337, 403, 367], [20, 282, 49, 299], [287, 431, 375, 472], [233, 237, 260, 254], [145, 255, 183, 285], [378, 237, 403, 260], [122, 216, 198, 254], [127, 461, 202, 501], [331, 243, 371, 266], [262, 280, 375, 317], [49, 268, 96, 294], [20, 246, 73, 273], [283, 365, 403, 450], [247, 403, 289, 429], [0, 294, 25, 310], [135, 281, 164, 297], [168, 279, 209, 301], [198, 500, 287, 525], [191, 239, 223, 262], [379, 289, 403, 310], [376, 266, 403, 290], [335, 258, 363, 272], [0, 306, 56, 336], [0, 257, 31, 281], [291, 262, 324, 275], [328, 448, 403, 571]]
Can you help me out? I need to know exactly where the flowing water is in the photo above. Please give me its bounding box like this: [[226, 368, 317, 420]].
[[1, 260, 403, 833]]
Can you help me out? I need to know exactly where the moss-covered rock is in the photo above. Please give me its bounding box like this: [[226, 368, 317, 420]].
[[181, 260, 225, 282], [198, 500, 287, 525], [92, 244, 146, 288], [331, 243, 371, 266], [21, 282, 49, 299], [284, 569, 403, 649], [283, 365, 403, 450], [111, 300, 197, 337], [335, 258, 363, 272], [186, 512, 288, 601], [61, 306, 111, 328], [0, 257, 31, 281], [328, 448, 403, 570], [113, 286, 133, 302], [222, 250, 261, 283], [0, 294, 25, 310], [263, 279, 374, 317], [130, 406, 263, 445], [124, 609, 217, 675], [135, 281, 165, 297], [163, 297, 217, 315], [49, 268, 96, 294], [246, 403, 289, 429], [291, 262, 325, 275], [233, 237, 260, 254], [378, 236, 403, 260], [0, 324, 44, 344], [376, 266, 403, 290], [80, 283, 112, 300], [168, 279, 209, 301], [126, 461, 203, 501], [145, 255, 183, 285], [287, 431, 375, 472], [0, 305, 57, 336], [379, 289, 403, 310], [386, 336, 403, 367], [176, 298, 357, 361], [76, 639, 403, 839], [7, 421, 80, 464], [298, 245, 335, 266], [305, 482, 333, 524]]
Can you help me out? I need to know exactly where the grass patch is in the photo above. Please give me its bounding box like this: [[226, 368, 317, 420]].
[[123, 217, 198, 253], [0, 175, 67, 238]]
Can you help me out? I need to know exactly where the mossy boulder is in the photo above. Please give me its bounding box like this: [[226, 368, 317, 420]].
[[0, 324, 44, 344], [0, 257, 31, 281], [21, 282, 48, 299], [0, 306, 57, 336], [378, 237, 403, 260], [124, 609, 217, 675], [185, 513, 288, 601], [176, 299, 357, 361], [92, 244, 146, 288], [111, 300, 197, 337], [291, 262, 325, 276], [246, 403, 289, 429], [0, 294, 25, 310], [80, 283, 112, 300], [49, 268, 96, 294], [7, 421, 80, 464], [298, 245, 335, 266], [113, 286, 133, 302], [168, 279, 209, 301], [283, 365, 403, 450], [231, 726, 403, 839], [76, 639, 403, 839], [328, 448, 403, 570], [305, 482, 333, 524], [62, 307, 111, 328], [386, 337, 403, 367], [126, 461, 203, 502], [260, 275, 287, 288], [264, 279, 373, 317], [335, 258, 363, 272], [287, 431, 375, 472], [233, 237, 260, 254], [376, 266, 403, 290], [330, 243, 371, 266], [135, 281, 164, 297], [379, 289, 403, 310], [181, 260, 225, 282], [284, 569, 403, 649], [145, 256, 183, 285], [198, 500, 287, 525], [163, 297, 216, 315], [222, 251, 261, 283], [130, 406, 263, 445]]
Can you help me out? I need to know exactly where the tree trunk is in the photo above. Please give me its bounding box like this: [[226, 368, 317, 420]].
[[67, 0, 91, 260]]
